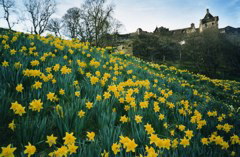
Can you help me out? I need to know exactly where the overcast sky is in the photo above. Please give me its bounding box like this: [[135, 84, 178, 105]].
[[0, 0, 239, 33]]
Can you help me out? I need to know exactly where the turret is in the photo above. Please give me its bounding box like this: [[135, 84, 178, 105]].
[[199, 9, 219, 32]]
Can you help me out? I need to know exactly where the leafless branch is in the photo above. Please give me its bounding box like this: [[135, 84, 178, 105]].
[[24, 0, 56, 35], [0, 0, 16, 30]]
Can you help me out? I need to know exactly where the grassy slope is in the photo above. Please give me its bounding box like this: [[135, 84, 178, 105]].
[[0, 29, 240, 156]]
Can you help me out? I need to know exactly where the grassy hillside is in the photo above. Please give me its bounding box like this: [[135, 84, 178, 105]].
[[0, 29, 240, 157]]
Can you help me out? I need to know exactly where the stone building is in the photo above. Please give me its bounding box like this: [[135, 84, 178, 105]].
[[129, 9, 221, 37], [168, 9, 219, 34], [199, 9, 219, 32], [153, 9, 219, 35], [135, 28, 149, 35], [124, 8, 238, 37], [116, 9, 239, 55], [170, 23, 197, 35]]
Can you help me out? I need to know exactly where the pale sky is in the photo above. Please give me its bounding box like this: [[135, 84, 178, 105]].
[[0, 0, 239, 33]]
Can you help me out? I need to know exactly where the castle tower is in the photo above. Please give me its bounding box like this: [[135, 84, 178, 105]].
[[199, 9, 219, 32], [186, 23, 196, 34], [191, 23, 195, 28], [136, 28, 143, 35]]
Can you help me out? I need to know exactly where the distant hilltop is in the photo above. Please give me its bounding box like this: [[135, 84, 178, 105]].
[[130, 9, 240, 35]]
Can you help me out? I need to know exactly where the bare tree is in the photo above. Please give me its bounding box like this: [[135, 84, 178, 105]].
[[82, 0, 114, 46], [62, 7, 82, 39], [24, 0, 56, 35], [61, 0, 121, 45], [0, 0, 16, 30], [46, 18, 63, 36]]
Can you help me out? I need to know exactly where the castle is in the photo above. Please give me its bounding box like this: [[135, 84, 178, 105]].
[[152, 9, 219, 34], [117, 9, 240, 54], [148, 9, 240, 35]]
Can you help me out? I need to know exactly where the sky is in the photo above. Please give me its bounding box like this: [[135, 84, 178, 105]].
[[0, 0, 239, 33]]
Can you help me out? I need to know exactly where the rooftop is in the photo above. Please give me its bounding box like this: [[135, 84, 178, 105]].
[[203, 9, 214, 20], [201, 9, 218, 23]]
